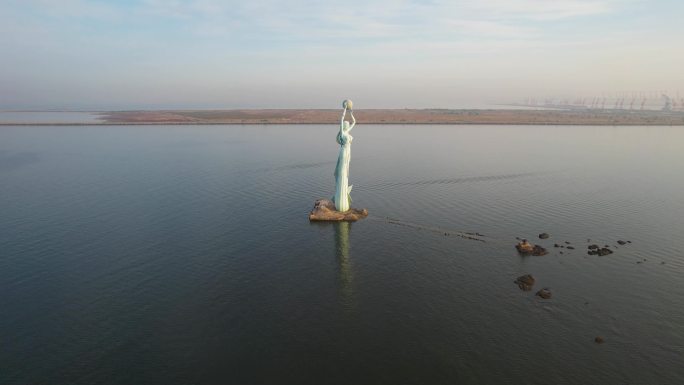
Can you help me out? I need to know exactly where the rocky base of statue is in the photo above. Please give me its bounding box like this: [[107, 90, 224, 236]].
[[308, 199, 368, 222]]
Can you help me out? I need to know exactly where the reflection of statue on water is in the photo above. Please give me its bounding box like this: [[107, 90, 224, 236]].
[[334, 221, 354, 307], [334, 100, 356, 212]]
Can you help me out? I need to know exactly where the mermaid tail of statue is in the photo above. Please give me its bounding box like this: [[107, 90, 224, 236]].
[[334, 143, 351, 211], [332, 185, 352, 204]]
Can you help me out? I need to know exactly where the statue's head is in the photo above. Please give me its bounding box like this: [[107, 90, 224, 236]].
[[343, 121, 350, 129]]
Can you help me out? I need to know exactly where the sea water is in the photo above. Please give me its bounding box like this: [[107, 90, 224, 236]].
[[1, 124, 683, 384]]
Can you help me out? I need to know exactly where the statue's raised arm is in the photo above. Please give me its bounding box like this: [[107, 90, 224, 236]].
[[340, 99, 355, 132], [340, 107, 347, 128]]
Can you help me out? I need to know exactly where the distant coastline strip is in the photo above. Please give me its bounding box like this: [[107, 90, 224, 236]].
[[3, 109, 684, 126]]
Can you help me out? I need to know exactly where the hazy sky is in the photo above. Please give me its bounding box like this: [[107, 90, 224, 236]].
[[1, 0, 683, 109]]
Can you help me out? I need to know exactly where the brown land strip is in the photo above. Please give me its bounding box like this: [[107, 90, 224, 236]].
[[3, 109, 684, 125], [99, 109, 684, 125]]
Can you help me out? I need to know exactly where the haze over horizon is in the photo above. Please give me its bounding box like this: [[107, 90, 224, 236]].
[[1, 0, 683, 110]]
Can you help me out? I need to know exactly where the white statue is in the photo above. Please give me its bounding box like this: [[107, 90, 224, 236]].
[[333, 100, 356, 211], [308, 99, 367, 221]]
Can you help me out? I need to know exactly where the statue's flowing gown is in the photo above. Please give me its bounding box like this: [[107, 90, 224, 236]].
[[334, 128, 352, 211]]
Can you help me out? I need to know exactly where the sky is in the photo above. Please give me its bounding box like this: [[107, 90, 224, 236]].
[[1, 0, 683, 110]]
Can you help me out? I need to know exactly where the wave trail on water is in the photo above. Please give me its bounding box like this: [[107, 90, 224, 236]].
[[369, 216, 486, 242], [362, 172, 538, 191]]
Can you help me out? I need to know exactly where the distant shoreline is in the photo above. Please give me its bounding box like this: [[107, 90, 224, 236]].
[[2, 109, 684, 126]]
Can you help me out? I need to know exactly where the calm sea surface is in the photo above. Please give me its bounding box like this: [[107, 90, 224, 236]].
[[1, 124, 683, 384]]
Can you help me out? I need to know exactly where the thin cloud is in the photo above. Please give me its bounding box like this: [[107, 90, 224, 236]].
[[132, 0, 621, 41], [3, 0, 682, 110]]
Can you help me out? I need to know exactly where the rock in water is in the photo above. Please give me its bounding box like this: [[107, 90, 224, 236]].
[[516, 240, 548, 256], [515, 274, 535, 291], [588, 246, 613, 256], [539, 233, 550, 239], [308, 199, 368, 222], [532, 245, 548, 256], [516, 239, 534, 253], [598, 248, 613, 256], [617, 240, 627, 245], [595, 336, 605, 344], [536, 288, 552, 299]]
